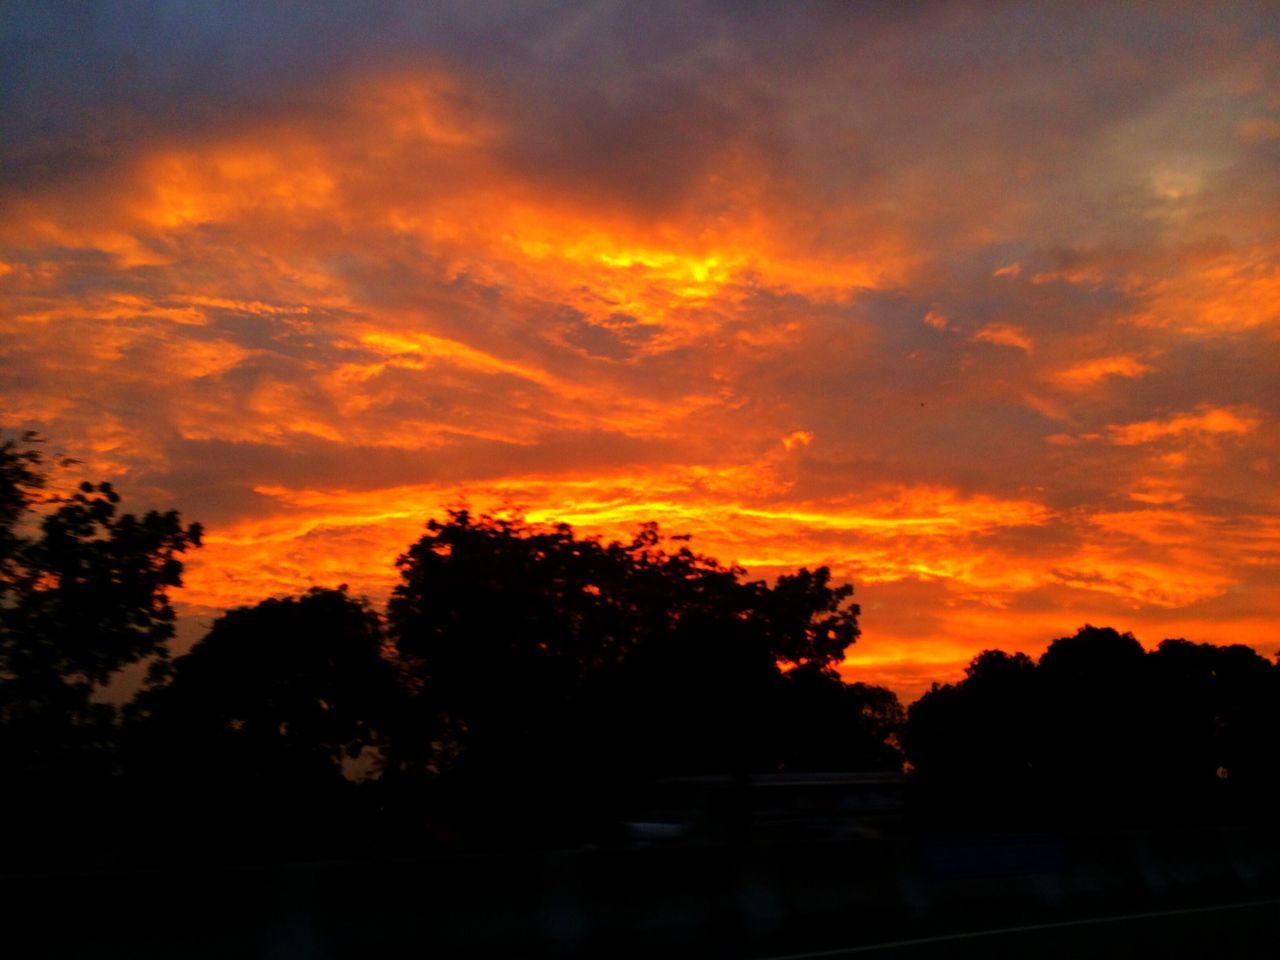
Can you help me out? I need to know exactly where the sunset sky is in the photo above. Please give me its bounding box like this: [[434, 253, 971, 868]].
[[3, 2, 1278, 699]]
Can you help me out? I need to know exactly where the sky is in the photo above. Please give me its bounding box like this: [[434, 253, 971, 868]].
[[2, 1, 1278, 700]]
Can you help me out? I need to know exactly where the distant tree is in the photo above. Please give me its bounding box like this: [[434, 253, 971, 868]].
[[0, 434, 202, 782], [905, 649, 1039, 814], [905, 625, 1280, 826], [1145, 639, 1279, 807], [1036, 624, 1144, 681], [772, 663, 905, 771], [907, 627, 1159, 823], [0, 432, 46, 591]]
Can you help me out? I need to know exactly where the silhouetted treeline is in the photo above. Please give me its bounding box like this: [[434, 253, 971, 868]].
[[3, 434, 1280, 871], [907, 625, 1280, 827], [0, 436, 897, 866]]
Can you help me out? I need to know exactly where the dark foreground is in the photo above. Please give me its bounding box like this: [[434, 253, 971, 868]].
[[7, 824, 1280, 959], [807, 898, 1280, 959]]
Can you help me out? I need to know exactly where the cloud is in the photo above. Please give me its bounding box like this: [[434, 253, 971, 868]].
[[780, 431, 813, 451], [971, 324, 1034, 353], [2, 3, 1279, 698], [1051, 355, 1154, 389], [1107, 406, 1260, 445]]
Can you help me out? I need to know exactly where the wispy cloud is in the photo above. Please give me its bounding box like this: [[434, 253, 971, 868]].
[[972, 324, 1034, 353], [1108, 406, 1261, 445], [1052, 355, 1154, 389]]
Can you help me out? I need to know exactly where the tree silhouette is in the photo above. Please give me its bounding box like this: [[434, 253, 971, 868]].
[[127, 587, 402, 860], [909, 626, 1158, 823], [132, 587, 396, 785], [0, 436, 201, 777], [0, 432, 46, 591], [1144, 638, 1279, 811], [772, 663, 905, 772], [904, 649, 1039, 821], [905, 625, 1280, 826], [1035, 626, 1148, 814], [0, 433, 201, 864], [385, 510, 890, 844]]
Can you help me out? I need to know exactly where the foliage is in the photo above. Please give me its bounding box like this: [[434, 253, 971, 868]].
[[389, 512, 859, 677], [132, 587, 398, 786], [905, 625, 1280, 826], [387, 511, 873, 773], [0, 434, 201, 780], [772, 663, 906, 772], [384, 510, 889, 843]]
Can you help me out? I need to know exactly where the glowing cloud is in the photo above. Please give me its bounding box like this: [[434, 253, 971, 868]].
[[971, 324, 1034, 353], [1052, 356, 1154, 389], [1107, 406, 1261, 445], [3, 4, 1278, 700]]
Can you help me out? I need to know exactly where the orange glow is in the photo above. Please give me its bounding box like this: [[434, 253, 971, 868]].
[[3, 30, 1278, 705], [1051, 355, 1154, 389], [1107, 406, 1260, 445], [177, 471, 1058, 610], [971, 323, 1034, 352], [1133, 245, 1280, 333]]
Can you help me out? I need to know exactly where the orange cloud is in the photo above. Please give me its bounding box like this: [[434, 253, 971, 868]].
[[1132, 245, 1280, 333], [1107, 406, 1260, 445], [1238, 118, 1280, 142], [971, 323, 1034, 352], [5, 12, 1280, 705], [1051, 355, 1154, 389], [177, 469, 1058, 613]]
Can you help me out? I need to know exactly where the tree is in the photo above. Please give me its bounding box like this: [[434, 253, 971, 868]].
[[385, 510, 890, 843], [132, 587, 397, 786], [773, 663, 904, 771], [905, 649, 1040, 819], [1144, 639, 1279, 809], [0, 432, 46, 595], [127, 587, 403, 861], [1034, 625, 1148, 812], [904, 625, 1280, 827], [0, 434, 202, 781]]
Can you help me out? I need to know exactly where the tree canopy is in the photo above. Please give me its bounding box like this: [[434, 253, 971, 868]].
[[386, 511, 872, 784], [133, 587, 397, 786], [377, 510, 888, 844], [0, 435, 202, 782], [905, 625, 1280, 826]]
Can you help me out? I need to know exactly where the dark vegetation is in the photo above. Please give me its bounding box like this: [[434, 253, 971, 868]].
[[907, 629, 1280, 828], [2, 432, 1278, 873]]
